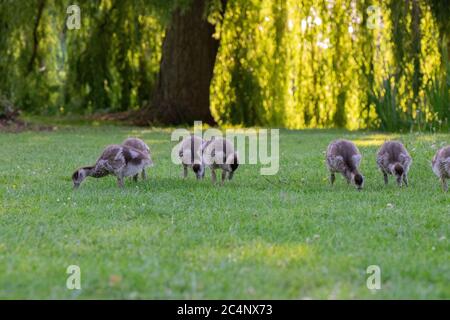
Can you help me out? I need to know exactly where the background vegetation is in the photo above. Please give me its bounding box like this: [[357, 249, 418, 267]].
[[0, 0, 449, 130]]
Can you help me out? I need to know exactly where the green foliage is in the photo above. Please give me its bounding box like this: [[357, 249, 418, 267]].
[[371, 75, 409, 132], [0, 0, 448, 130], [425, 39, 450, 131], [64, 0, 166, 113], [0, 0, 169, 115], [211, 0, 446, 131]]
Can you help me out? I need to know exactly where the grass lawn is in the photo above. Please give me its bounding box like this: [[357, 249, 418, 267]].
[[0, 125, 449, 299]]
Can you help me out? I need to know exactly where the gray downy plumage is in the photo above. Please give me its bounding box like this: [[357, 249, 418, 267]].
[[432, 146, 450, 192], [376, 141, 412, 187], [178, 135, 206, 180], [72, 144, 152, 188], [203, 136, 239, 184], [326, 139, 364, 190], [122, 137, 153, 181]]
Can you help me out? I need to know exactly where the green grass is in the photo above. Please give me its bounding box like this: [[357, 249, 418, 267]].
[[0, 126, 449, 299]]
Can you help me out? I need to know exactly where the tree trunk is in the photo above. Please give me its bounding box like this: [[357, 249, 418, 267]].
[[149, 0, 223, 125]]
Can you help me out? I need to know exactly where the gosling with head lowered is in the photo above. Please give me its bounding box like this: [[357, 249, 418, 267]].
[[178, 135, 206, 179], [122, 137, 152, 181], [72, 144, 153, 188], [432, 145, 450, 192], [326, 139, 364, 190], [376, 141, 412, 187], [203, 136, 239, 184]]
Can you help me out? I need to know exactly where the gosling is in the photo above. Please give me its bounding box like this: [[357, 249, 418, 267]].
[[432, 146, 450, 192], [203, 136, 239, 184], [178, 135, 206, 179], [376, 141, 412, 187], [122, 137, 153, 181], [326, 139, 364, 190], [72, 144, 152, 188]]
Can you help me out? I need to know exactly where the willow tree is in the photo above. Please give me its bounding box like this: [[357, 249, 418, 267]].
[[428, 0, 450, 61], [148, 0, 227, 124]]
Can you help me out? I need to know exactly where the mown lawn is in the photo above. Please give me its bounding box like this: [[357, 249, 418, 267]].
[[0, 125, 448, 299]]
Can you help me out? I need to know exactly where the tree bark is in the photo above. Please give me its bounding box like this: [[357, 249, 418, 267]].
[[144, 0, 219, 124], [149, 0, 225, 125]]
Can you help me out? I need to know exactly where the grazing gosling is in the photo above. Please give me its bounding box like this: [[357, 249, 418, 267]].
[[178, 135, 207, 179], [326, 139, 364, 190], [122, 137, 153, 181], [376, 141, 412, 187], [203, 136, 239, 184], [432, 146, 450, 192], [72, 144, 152, 188]]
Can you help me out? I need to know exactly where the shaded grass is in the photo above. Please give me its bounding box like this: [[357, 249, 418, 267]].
[[0, 126, 449, 299]]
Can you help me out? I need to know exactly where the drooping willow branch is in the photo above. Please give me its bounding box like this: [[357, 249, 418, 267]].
[[27, 0, 46, 75]]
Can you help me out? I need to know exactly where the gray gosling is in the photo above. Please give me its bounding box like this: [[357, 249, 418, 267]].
[[122, 137, 153, 181], [326, 139, 364, 190], [72, 144, 152, 188], [432, 146, 450, 192], [178, 135, 207, 179], [203, 136, 239, 184], [376, 141, 412, 187]]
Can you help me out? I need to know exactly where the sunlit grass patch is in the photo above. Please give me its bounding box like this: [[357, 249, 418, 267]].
[[353, 139, 386, 147], [185, 241, 312, 268]]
